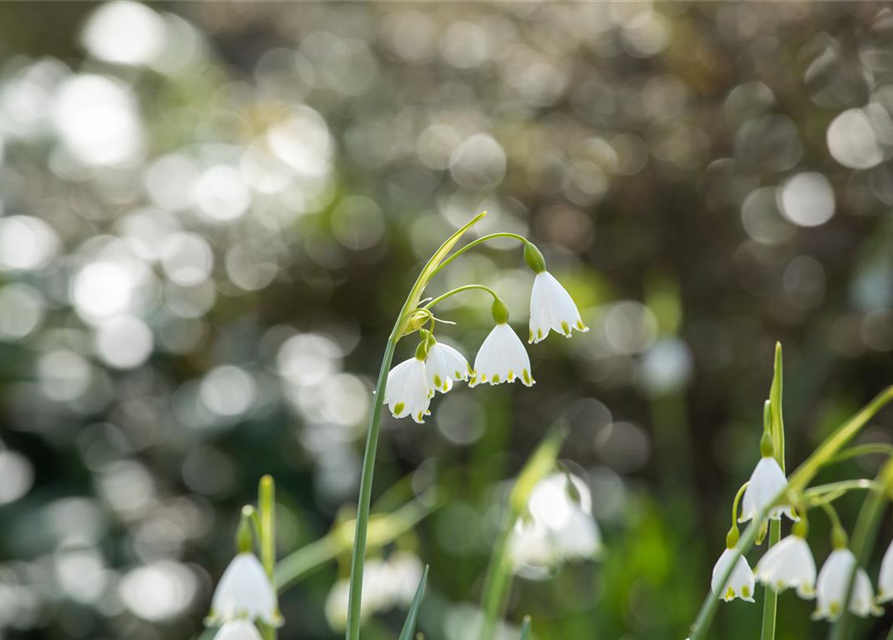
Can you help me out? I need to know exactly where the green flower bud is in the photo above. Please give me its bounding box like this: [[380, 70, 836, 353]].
[[726, 525, 740, 549], [491, 298, 510, 324], [236, 506, 255, 554], [523, 242, 547, 274], [760, 431, 775, 458]]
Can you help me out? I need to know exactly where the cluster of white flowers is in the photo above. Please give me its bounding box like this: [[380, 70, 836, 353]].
[[712, 452, 891, 621], [206, 551, 281, 639], [324, 552, 424, 630], [385, 246, 587, 424], [507, 472, 603, 578]]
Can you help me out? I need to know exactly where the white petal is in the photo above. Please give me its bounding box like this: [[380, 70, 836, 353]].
[[209, 553, 280, 626], [754, 535, 816, 598], [216, 621, 263, 640], [712, 548, 755, 603], [814, 549, 882, 620], [426, 342, 471, 394], [385, 358, 432, 422], [528, 271, 588, 344], [739, 457, 796, 523], [471, 324, 534, 387]]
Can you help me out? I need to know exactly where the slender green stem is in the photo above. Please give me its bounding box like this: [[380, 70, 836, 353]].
[[760, 343, 785, 640], [345, 334, 398, 640], [829, 454, 893, 640], [431, 232, 528, 279], [423, 284, 502, 310], [760, 519, 781, 640], [828, 443, 893, 466], [731, 482, 749, 529], [258, 476, 276, 640], [802, 480, 877, 507]]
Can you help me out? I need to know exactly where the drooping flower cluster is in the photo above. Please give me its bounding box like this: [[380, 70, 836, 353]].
[[710, 391, 889, 623], [507, 472, 603, 578], [384, 240, 587, 423]]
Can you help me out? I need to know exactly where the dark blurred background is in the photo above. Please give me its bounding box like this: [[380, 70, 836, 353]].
[[0, 2, 892, 639]]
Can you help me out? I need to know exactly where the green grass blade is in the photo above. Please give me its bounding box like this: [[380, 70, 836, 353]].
[[398, 566, 429, 640], [518, 616, 531, 640]]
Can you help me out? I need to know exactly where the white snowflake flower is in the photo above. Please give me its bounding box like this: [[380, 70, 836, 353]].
[[813, 549, 882, 621], [208, 552, 281, 626], [425, 341, 472, 393], [529, 271, 588, 343], [470, 323, 534, 387], [754, 534, 816, 599], [711, 548, 756, 603], [384, 357, 433, 423], [739, 457, 798, 523]]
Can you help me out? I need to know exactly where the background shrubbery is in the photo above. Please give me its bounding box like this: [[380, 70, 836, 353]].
[[0, 2, 892, 639]]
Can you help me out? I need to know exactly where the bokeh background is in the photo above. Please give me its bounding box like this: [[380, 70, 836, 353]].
[[1, 2, 893, 639]]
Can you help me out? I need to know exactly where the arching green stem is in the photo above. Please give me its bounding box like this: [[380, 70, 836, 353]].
[[802, 480, 877, 507], [430, 232, 530, 278], [423, 284, 502, 311]]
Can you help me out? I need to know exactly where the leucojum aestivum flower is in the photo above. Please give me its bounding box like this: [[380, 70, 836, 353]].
[[201, 212, 594, 640], [687, 343, 893, 640]]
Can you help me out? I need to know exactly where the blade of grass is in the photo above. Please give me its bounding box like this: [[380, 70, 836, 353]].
[[398, 566, 429, 640], [519, 616, 531, 640]]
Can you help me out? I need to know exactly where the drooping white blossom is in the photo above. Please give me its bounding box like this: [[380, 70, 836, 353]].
[[470, 323, 534, 387], [813, 549, 882, 620], [215, 620, 263, 640], [425, 341, 472, 393], [208, 552, 280, 626], [754, 534, 816, 598], [528, 271, 588, 343], [508, 473, 603, 576], [878, 538, 893, 604], [711, 548, 755, 603], [384, 357, 433, 423], [739, 457, 798, 523]]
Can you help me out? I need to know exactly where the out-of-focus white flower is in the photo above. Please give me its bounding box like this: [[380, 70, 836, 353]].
[[324, 553, 424, 631], [878, 538, 893, 604], [384, 357, 433, 423], [711, 548, 755, 603], [739, 457, 797, 523], [470, 323, 533, 387], [528, 271, 588, 343], [207, 553, 281, 626], [425, 341, 472, 393], [813, 549, 882, 620], [215, 620, 263, 640], [754, 534, 816, 599], [508, 473, 603, 576]]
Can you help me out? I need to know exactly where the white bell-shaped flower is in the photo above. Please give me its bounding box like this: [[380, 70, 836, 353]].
[[215, 620, 263, 640], [425, 341, 472, 393], [754, 534, 816, 598], [508, 473, 603, 577], [208, 552, 281, 626], [384, 357, 433, 423], [877, 538, 893, 604], [813, 549, 882, 620], [739, 456, 797, 523], [711, 548, 756, 603], [470, 323, 534, 387], [529, 271, 588, 343]]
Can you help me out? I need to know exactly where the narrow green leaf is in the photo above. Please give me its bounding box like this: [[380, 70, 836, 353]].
[[518, 616, 531, 640], [769, 342, 785, 469], [398, 566, 429, 640]]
